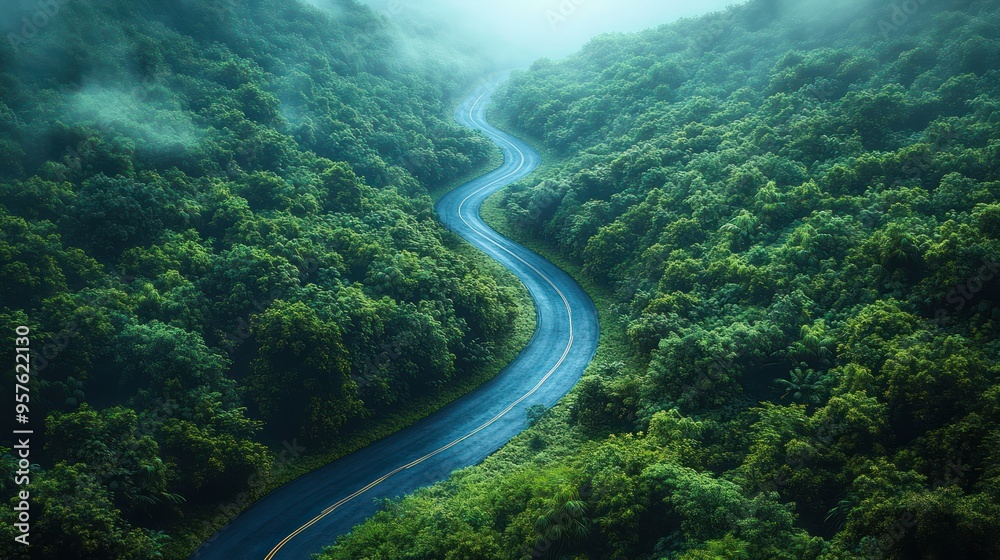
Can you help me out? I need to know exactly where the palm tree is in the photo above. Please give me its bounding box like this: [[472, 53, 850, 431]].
[[720, 210, 759, 249], [788, 323, 835, 368], [533, 486, 590, 559], [878, 224, 924, 271], [825, 493, 858, 533], [775, 363, 828, 405]]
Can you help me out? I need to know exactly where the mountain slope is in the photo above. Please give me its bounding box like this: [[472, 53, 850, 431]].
[[318, 1, 1000, 558], [188, 79, 599, 560], [0, 1, 536, 558]]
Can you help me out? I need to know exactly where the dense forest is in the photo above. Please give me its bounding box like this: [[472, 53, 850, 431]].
[[319, 0, 1000, 558], [0, 1, 535, 558]]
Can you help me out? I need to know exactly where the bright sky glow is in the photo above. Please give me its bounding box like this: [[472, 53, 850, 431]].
[[357, 0, 745, 66]]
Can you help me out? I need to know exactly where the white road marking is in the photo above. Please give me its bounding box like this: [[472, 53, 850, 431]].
[[264, 84, 577, 560]]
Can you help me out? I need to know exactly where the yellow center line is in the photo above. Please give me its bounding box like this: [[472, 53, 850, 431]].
[[264, 83, 576, 560]]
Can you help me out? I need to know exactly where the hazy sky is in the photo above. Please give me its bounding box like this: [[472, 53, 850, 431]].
[[358, 0, 744, 67]]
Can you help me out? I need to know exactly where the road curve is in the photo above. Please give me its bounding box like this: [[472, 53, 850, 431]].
[[190, 78, 599, 560]]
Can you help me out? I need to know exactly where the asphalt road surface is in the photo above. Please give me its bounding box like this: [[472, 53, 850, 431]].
[[190, 78, 600, 560]]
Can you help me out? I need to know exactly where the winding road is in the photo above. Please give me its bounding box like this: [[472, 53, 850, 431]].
[[190, 78, 599, 560]]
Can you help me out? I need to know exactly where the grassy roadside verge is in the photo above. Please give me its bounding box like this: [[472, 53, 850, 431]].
[[312, 121, 644, 560], [165, 143, 534, 559], [481, 99, 643, 379], [480, 185, 641, 383]]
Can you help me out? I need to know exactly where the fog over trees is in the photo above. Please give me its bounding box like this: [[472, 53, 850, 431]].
[[356, 0, 742, 66]]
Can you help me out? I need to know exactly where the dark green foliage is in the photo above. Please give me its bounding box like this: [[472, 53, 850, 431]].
[[248, 301, 362, 440], [319, 1, 1000, 559], [0, 463, 165, 560], [44, 406, 178, 516], [0, 0, 520, 558]]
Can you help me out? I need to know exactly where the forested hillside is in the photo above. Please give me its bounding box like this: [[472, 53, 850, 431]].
[[320, 0, 1000, 558], [0, 1, 533, 558]]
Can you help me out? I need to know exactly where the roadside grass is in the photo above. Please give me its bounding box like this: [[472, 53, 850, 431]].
[[174, 99, 634, 560], [478, 102, 643, 380], [315, 135, 646, 559], [480, 184, 643, 386]]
